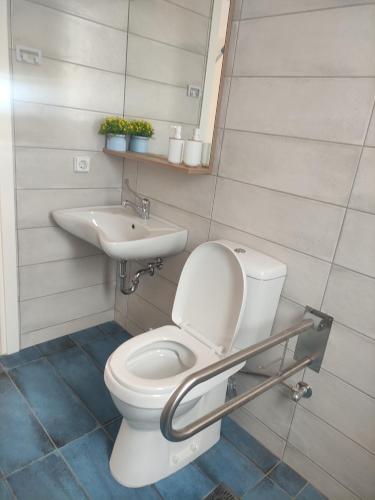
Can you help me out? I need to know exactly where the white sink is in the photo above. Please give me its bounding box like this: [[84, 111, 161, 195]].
[[53, 205, 188, 261]]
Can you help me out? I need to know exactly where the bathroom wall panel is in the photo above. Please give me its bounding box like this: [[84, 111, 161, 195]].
[[209, 222, 331, 308], [126, 34, 205, 88], [349, 147, 375, 214], [14, 102, 108, 151], [283, 444, 359, 500], [289, 407, 375, 500], [235, 6, 375, 76], [302, 368, 375, 454], [219, 130, 360, 205], [241, 0, 374, 19], [365, 113, 375, 146], [27, 0, 129, 31], [19, 255, 115, 301], [212, 177, 345, 261], [20, 283, 115, 334], [128, 0, 210, 55], [334, 209, 375, 278], [137, 163, 216, 218], [168, 0, 213, 17], [322, 265, 375, 340], [16, 188, 121, 229], [127, 293, 170, 332], [226, 77, 375, 145], [12, 0, 127, 72], [135, 274, 176, 318], [13, 56, 125, 114], [16, 149, 122, 189], [322, 322, 375, 398], [18, 227, 100, 266]]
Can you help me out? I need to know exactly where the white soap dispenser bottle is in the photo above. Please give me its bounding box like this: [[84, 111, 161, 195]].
[[183, 128, 203, 167], [168, 125, 184, 164]]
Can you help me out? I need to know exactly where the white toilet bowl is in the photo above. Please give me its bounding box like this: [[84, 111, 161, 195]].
[[104, 240, 286, 487]]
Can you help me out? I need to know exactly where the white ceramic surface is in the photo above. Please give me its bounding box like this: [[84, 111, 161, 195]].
[[53, 205, 188, 260]]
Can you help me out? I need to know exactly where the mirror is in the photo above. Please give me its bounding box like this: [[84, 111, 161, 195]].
[[123, 0, 232, 168]]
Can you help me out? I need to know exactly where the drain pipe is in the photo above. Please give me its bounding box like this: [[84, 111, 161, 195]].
[[119, 258, 163, 295]]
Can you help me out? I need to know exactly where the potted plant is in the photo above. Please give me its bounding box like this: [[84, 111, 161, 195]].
[[99, 117, 131, 152], [128, 120, 154, 154]]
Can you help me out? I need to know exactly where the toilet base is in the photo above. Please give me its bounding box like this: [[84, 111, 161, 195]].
[[109, 383, 226, 487]]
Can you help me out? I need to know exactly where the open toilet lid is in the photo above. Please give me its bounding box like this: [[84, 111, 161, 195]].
[[172, 241, 247, 354]]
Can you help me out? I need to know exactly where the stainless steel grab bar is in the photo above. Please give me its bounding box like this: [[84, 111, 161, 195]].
[[160, 307, 333, 442]]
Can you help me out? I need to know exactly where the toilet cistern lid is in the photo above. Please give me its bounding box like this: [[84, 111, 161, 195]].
[[172, 241, 247, 354]]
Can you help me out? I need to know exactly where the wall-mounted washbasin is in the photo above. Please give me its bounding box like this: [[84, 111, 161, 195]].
[[53, 206, 188, 261]]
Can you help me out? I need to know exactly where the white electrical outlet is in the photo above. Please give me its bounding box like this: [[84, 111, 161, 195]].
[[74, 156, 90, 173]]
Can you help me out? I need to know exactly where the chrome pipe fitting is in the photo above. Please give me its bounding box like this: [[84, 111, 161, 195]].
[[119, 258, 163, 295]]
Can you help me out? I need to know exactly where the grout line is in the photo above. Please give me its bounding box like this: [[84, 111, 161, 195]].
[[13, 98, 124, 118], [231, 74, 375, 79], [239, 1, 375, 22], [18, 251, 103, 269]]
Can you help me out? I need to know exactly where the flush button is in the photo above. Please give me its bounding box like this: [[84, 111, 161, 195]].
[[234, 248, 246, 253]]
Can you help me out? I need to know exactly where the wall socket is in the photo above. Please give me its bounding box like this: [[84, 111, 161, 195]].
[[73, 156, 90, 173]]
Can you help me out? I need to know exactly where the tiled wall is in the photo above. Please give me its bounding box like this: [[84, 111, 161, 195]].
[[124, 0, 212, 154], [117, 1, 375, 498], [11, 0, 128, 347]]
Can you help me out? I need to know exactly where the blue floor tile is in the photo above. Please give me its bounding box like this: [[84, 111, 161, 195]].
[[221, 417, 279, 473], [269, 462, 307, 496], [70, 326, 106, 346], [104, 418, 122, 441], [48, 346, 119, 424], [297, 483, 328, 500], [243, 477, 291, 500], [81, 335, 124, 371], [155, 463, 215, 500], [196, 438, 264, 497], [98, 321, 128, 336], [0, 373, 53, 475], [9, 359, 96, 447], [7, 452, 87, 500], [0, 479, 14, 500], [0, 346, 42, 369], [61, 429, 159, 500], [37, 336, 75, 356]]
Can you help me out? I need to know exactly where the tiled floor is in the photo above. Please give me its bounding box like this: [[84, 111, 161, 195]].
[[0, 322, 327, 500]]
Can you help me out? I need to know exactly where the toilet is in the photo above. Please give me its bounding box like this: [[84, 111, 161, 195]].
[[104, 240, 286, 487]]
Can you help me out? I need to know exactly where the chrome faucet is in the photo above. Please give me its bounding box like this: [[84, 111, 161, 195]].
[[122, 179, 150, 220]]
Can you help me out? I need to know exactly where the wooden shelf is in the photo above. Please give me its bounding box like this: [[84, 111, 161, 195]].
[[103, 148, 211, 175]]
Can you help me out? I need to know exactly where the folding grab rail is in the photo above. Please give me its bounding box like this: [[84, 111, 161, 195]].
[[160, 306, 333, 442]]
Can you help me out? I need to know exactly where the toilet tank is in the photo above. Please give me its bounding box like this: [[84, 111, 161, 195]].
[[221, 241, 287, 352]]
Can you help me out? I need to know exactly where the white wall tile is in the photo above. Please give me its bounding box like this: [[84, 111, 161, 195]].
[[289, 407, 375, 499], [365, 113, 375, 146], [17, 188, 121, 228], [232, 408, 286, 459], [18, 227, 99, 266], [135, 274, 176, 316], [12, 0, 127, 72], [14, 102, 108, 150], [29, 0, 129, 31], [16, 148, 122, 189], [226, 77, 375, 144], [19, 255, 115, 300], [128, 0, 209, 54], [224, 21, 239, 77], [13, 56, 124, 113], [235, 6, 375, 76], [20, 283, 115, 333], [209, 222, 331, 308], [349, 147, 375, 214], [219, 130, 360, 205], [323, 323, 375, 398], [21, 310, 114, 348], [127, 293, 171, 331], [168, 0, 212, 17], [302, 369, 375, 454], [125, 76, 200, 126], [335, 209, 375, 278], [147, 199, 210, 252], [283, 444, 359, 500], [137, 164, 216, 218], [126, 34, 205, 88], [323, 265, 375, 340], [212, 177, 345, 261], [241, 0, 373, 19]]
